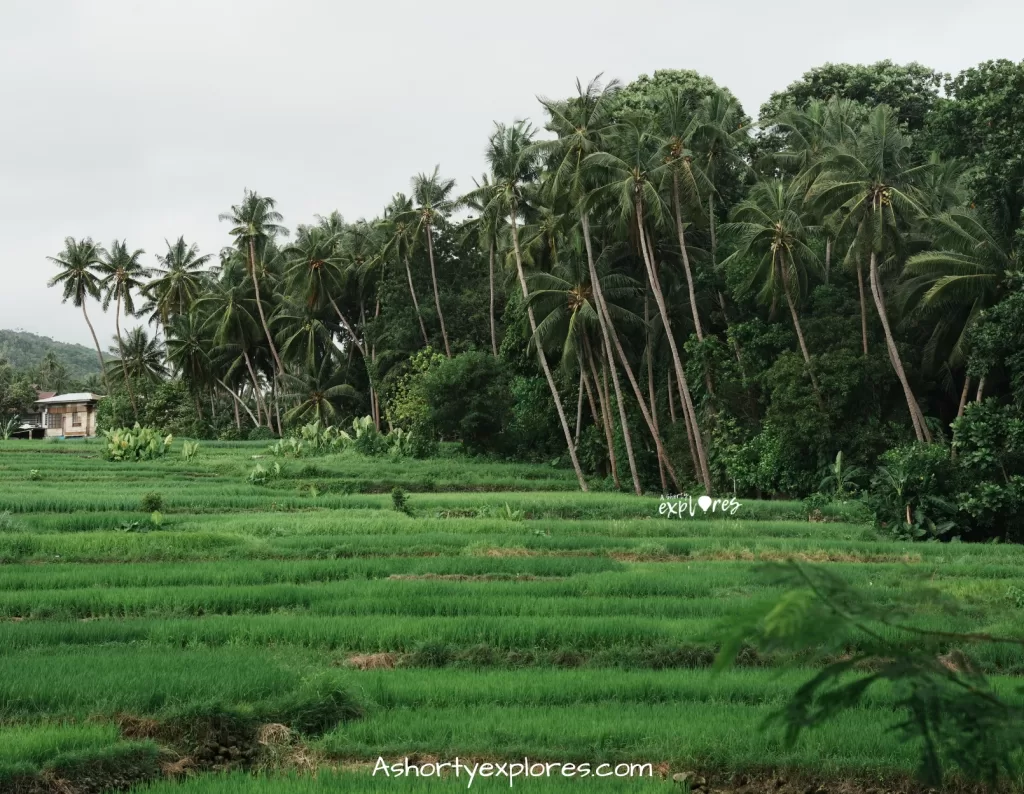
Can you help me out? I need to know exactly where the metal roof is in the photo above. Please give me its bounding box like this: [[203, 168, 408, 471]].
[[34, 392, 104, 404]]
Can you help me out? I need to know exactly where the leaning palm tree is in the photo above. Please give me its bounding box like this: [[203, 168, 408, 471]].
[[408, 167, 456, 357], [147, 237, 213, 328], [584, 114, 713, 493], [812, 106, 934, 442], [723, 180, 823, 395], [165, 311, 214, 413], [903, 208, 1016, 403], [98, 240, 149, 419], [219, 190, 289, 375], [47, 237, 109, 392], [483, 120, 589, 491]]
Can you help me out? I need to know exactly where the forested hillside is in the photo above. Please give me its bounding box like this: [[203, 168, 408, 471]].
[[0, 329, 104, 379]]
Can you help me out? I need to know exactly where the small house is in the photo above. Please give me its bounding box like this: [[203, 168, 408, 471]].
[[19, 392, 104, 439]]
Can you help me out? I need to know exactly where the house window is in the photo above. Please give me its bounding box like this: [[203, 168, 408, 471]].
[[46, 413, 62, 429], [72, 412, 81, 427]]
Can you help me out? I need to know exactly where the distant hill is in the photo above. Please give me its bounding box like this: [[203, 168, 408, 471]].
[[0, 329, 105, 379]]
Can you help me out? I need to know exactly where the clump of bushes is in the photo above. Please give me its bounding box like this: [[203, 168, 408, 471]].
[[140, 492, 164, 512], [102, 425, 174, 462], [248, 426, 275, 441]]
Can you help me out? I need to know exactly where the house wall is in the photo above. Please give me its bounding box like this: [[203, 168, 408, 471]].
[[42, 404, 98, 438]]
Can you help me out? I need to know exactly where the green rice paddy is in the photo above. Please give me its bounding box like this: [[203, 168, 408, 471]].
[[0, 438, 1021, 792]]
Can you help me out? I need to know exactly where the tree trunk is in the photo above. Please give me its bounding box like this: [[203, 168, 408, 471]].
[[232, 387, 241, 429], [635, 200, 712, 493], [647, 321, 667, 494], [975, 375, 985, 403], [598, 337, 642, 495], [857, 262, 869, 356], [582, 215, 679, 491], [489, 239, 498, 357], [667, 368, 676, 424], [957, 376, 971, 419], [672, 175, 704, 341], [586, 343, 619, 489], [216, 379, 259, 426], [114, 293, 139, 420], [509, 207, 588, 491], [869, 252, 930, 442], [782, 263, 821, 395], [574, 370, 584, 447], [951, 375, 971, 461], [243, 351, 270, 428], [402, 254, 430, 347], [825, 238, 832, 284], [248, 239, 285, 375], [424, 223, 452, 357], [81, 302, 110, 395], [272, 371, 283, 437]]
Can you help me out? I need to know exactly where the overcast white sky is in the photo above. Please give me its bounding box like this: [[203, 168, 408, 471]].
[[2, 0, 1020, 348]]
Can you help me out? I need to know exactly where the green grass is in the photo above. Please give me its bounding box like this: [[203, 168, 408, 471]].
[[1, 439, 1020, 792]]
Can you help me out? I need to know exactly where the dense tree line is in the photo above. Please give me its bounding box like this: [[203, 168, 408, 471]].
[[42, 59, 1024, 537]]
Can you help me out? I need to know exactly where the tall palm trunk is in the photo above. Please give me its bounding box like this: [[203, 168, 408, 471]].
[[248, 239, 285, 376], [216, 379, 259, 426], [489, 240, 499, 357], [403, 253, 430, 347], [596, 337, 641, 495], [857, 262, 869, 355], [331, 297, 379, 429], [584, 348, 619, 489], [81, 301, 110, 394], [672, 175, 704, 341], [509, 207, 588, 491], [646, 305, 667, 494], [975, 376, 985, 403], [424, 224, 452, 357], [635, 201, 713, 493], [868, 252, 930, 442], [581, 215, 679, 492], [825, 238, 832, 284], [667, 368, 676, 424], [114, 293, 138, 420], [951, 375, 971, 461], [781, 262, 821, 395], [574, 370, 584, 447], [242, 350, 270, 428]]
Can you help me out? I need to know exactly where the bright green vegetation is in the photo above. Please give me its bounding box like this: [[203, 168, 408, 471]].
[[1, 441, 1022, 793]]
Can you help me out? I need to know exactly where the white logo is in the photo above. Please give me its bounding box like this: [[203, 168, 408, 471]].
[[658, 494, 741, 517]]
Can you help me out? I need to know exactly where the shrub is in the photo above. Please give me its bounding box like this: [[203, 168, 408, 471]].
[[181, 440, 200, 461], [102, 425, 174, 462], [248, 426, 276, 441], [140, 492, 164, 512], [218, 427, 243, 441], [247, 462, 282, 485], [864, 443, 957, 540], [391, 486, 410, 514], [28, 469, 41, 481]]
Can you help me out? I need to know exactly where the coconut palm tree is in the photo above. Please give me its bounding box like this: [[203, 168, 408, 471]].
[[483, 120, 589, 491], [146, 237, 213, 328], [903, 209, 1015, 390], [282, 352, 356, 425], [165, 311, 213, 411], [584, 114, 713, 492], [460, 174, 503, 356], [219, 190, 289, 375], [46, 237, 109, 392], [408, 167, 456, 357], [98, 240, 149, 419], [723, 179, 823, 395], [378, 194, 430, 347], [107, 327, 168, 384], [812, 106, 934, 442]]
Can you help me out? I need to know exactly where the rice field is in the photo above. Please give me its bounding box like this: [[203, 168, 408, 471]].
[[0, 438, 1021, 793]]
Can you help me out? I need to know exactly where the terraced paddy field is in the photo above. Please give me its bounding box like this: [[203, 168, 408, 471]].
[[0, 439, 1022, 793]]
